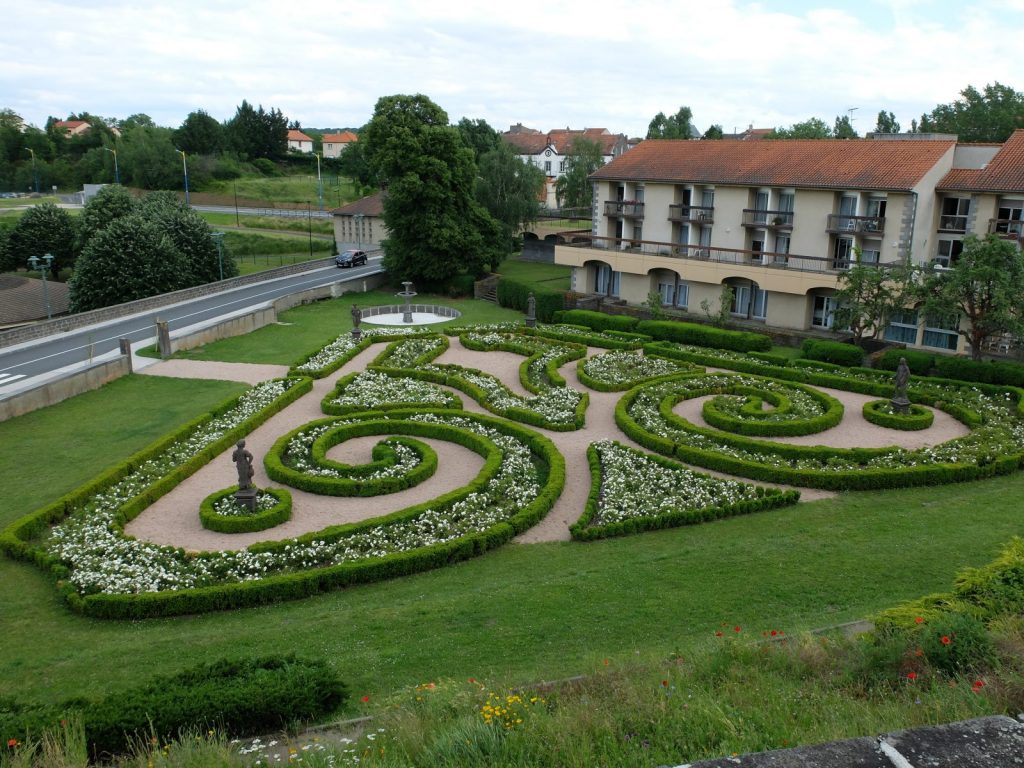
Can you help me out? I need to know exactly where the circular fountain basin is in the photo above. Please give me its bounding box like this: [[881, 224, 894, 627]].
[[360, 304, 461, 326]]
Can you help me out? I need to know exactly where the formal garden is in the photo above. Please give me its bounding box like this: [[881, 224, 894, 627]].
[[3, 298, 1024, 766]]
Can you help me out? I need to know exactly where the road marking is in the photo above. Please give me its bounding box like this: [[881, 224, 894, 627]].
[[0, 373, 26, 386]]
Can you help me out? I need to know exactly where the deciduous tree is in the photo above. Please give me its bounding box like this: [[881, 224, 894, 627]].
[[77, 184, 136, 250], [646, 107, 694, 139], [874, 110, 901, 134], [832, 260, 912, 343], [918, 82, 1024, 142], [916, 234, 1024, 359], [554, 137, 604, 209], [363, 93, 502, 283], [456, 118, 500, 163], [6, 203, 78, 278], [174, 110, 225, 155], [769, 118, 832, 139], [475, 142, 545, 250]]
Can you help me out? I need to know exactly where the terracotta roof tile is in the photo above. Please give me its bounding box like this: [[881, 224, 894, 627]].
[[937, 130, 1024, 192], [502, 127, 626, 156], [323, 131, 358, 143], [331, 191, 384, 216], [502, 133, 549, 154], [287, 129, 313, 142], [0, 274, 70, 325], [591, 138, 956, 191]]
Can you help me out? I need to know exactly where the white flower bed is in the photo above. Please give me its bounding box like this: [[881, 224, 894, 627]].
[[330, 370, 459, 411], [582, 350, 687, 387], [45, 412, 542, 595], [212, 491, 280, 517], [283, 426, 421, 480], [590, 440, 765, 525]]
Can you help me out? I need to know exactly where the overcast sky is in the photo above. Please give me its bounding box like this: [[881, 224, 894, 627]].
[[3, 0, 1022, 138]]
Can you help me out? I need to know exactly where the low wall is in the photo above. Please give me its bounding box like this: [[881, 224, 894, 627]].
[[0, 356, 131, 422]]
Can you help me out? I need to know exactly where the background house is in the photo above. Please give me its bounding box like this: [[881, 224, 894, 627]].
[[322, 131, 358, 158], [332, 191, 386, 249], [287, 129, 314, 153]]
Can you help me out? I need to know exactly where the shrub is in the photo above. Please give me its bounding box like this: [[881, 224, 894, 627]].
[[800, 339, 864, 367], [748, 351, 791, 367], [84, 655, 347, 758], [876, 348, 935, 376], [199, 487, 292, 534], [919, 613, 996, 674], [636, 320, 772, 352], [496, 278, 563, 322], [862, 400, 934, 431], [551, 309, 638, 332]]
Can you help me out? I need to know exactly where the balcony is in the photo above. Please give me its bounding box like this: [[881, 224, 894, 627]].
[[938, 214, 968, 233], [604, 200, 645, 219], [556, 234, 889, 274], [826, 214, 886, 236], [667, 204, 714, 224], [989, 218, 1023, 241], [742, 209, 794, 230]]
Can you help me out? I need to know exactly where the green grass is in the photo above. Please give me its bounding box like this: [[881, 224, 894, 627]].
[[0, 196, 62, 209], [496, 257, 571, 292], [164, 293, 525, 364], [770, 344, 804, 360], [198, 211, 335, 236], [203, 174, 359, 207]]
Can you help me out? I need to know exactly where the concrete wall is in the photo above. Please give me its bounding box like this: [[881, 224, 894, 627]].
[[0, 356, 131, 422]]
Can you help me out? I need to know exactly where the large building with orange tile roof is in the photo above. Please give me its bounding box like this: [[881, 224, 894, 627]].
[[323, 131, 358, 158], [554, 131, 1024, 354]]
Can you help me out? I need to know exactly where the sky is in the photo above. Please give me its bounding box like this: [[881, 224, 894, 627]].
[[3, 0, 1022, 138]]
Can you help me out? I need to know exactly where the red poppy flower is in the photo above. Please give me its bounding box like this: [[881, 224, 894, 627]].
[[734, 626, 741, 633], [603, 659, 609, 666], [770, 630, 778, 637], [661, 680, 668, 687], [914, 616, 925, 624], [361, 695, 370, 703], [973, 679, 985, 688], [7, 739, 18, 747], [906, 671, 918, 681], [941, 635, 951, 645]]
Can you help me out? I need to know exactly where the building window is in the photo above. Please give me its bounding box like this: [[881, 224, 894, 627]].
[[778, 191, 795, 213], [595, 264, 620, 297], [632, 224, 643, 244], [675, 282, 689, 308], [996, 200, 1024, 236], [701, 189, 715, 209], [832, 237, 854, 268], [923, 314, 959, 350], [860, 248, 880, 264], [865, 197, 886, 231], [544, 161, 551, 173], [559, 161, 566, 173], [698, 225, 712, 257], [884, 309, 919, 344], [773, 234, 790, 264], [752, 190, 770, 224], [811, 295, 838, 329], [935, 239, 964, 267], [732, 284, 767, 319], [658, 282, 675, 306], [940, 197, 970, 232]]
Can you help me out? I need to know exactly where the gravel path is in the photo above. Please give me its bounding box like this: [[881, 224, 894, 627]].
[[126, 340, 971, 549]]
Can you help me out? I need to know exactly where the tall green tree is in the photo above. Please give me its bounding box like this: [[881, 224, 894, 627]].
[[918, 82, 1024, 142], [335, 137, 376, 197], [646, 107, 694, 139], [225, 100, 288, 161], [832, 260, 912, 343], [475, 142, 545, 251], [174, 110, 225, 155], [363, 93, 502, 283], [916, 234, 1024, 359], [118, 125, 182, 190], [833, 115, 858, 138], [554, 137, 604, 209], [456, 118, 500, 163], [139, 191, 238, 282], [69, 215, 189, 312], [702, 124, 724, 140], [77, 184, 136, 251], [6, 203, 78, 278], [768, 118, 832, 139], [874, 110, 901, 134]]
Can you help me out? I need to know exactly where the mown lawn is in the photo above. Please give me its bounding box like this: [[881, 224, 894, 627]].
[[497, 257, 571, 292]]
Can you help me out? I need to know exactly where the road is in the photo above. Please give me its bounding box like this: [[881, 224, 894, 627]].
[[0, 256, 382, 393]]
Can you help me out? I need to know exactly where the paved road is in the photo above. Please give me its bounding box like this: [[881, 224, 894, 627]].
[[0, 256, 382, 391]]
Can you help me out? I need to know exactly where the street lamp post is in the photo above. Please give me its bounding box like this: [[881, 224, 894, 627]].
[[26, 148, 39, 194], [211, 231, 225, 281], [307, 203, 313, 259], [103, 147, 119, 184], [176, 148, 190, 206], [27, 253, 54, 319], [314, 152, 324, 211]]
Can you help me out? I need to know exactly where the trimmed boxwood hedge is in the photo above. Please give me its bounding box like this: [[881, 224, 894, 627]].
[[265, 420, 441, 497], [42, 409, 565, 619], [551, 309, 638, 332], [862, 400, 935, 431], [320, 370, 463, 415], [570, 442, 800, 541], [636, 319, 772, 352], [523, 324, 647, 350], [700, 383, 844, 437], [199, 486, 292, 534], [496, 277, 564, 322], [800, 338, 864, 367], [876, 348, 935, 376], [458, 330, 585, 393]]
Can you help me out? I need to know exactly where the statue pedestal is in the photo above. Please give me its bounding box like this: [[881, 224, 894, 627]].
[[890, 396, 911, 415], [233, 487, 258, 513], [525, 316, 537, 328], [350, 328, 362, 341]]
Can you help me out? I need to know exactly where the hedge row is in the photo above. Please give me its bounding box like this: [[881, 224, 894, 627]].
[[800, 338, 865, 367], [876, 348, 936, 375], [574, 356, 699, 393], [288, 336, 372, 379], [457, 330, 585, 394], [61, 410, 565, 618], [0, 377, 311, 571], [636, 319, 772, 352], [551, 309, 638, 332], [569, 442, 800, 541], [496, 277, 564, 323], [371, 333, 450, 369], [862, 400, 934, 431], [935, 356, 1024, 388], [199, 487, 292, 534], [701, 383, 844, 437], [615, 379, 1023, 491], [523, 324, 647, 351], [265, 420, 441, 497]]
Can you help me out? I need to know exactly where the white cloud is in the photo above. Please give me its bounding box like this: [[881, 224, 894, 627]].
[[1, 0, 1020, 136]]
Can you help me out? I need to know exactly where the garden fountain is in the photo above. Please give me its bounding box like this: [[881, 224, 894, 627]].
[[357, 281, 462, 326]]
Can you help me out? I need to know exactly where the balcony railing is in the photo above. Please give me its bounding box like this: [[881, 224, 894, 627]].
[[556, 234, 894, 274], [826, 214, 886, 235], [989, 218, 1024, 240], [667, 204, 714, 224], [604, 200, 645, 218], [938, 214, 968, 233], [742, 209, 794, 229]]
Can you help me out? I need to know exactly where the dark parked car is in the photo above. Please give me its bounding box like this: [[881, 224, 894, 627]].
[[335, 249, 368, 268]]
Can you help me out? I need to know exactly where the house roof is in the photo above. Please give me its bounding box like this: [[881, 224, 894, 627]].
[[332, 191, 384, 217], [53, 120, 90, 132], [323, 131, 358, 143], [590, 138, 957, 191], [502, 127, 625, 156], [937, 130, 1024, 193], [287, 129, 313, 143]]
